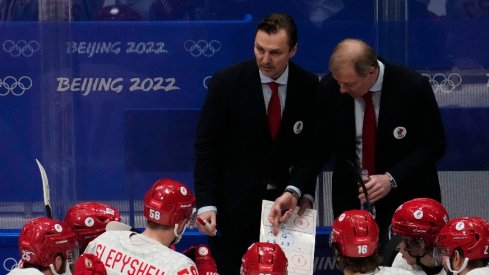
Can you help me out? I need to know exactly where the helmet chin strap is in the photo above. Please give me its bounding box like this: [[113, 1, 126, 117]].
[[411, 250, 426, 258], [171, 222, 189, 245], [444, 256, 469, 274]]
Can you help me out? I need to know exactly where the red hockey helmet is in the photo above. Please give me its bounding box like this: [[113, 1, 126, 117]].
[[18, 217, 79, 268], [330, 209, 379, 257], [64, 202, 120, 250], [144, 178, 196, 226], [391, 198, 449, 246], [434, 217, 489, 262], [241, 242, 288, 275]]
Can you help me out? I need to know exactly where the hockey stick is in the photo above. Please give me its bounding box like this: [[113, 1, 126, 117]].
[[346, 160, 376, 218], [35, 159, 52, 218], [106, 221, 140, 233]]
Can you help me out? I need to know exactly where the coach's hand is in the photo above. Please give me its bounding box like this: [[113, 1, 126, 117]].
[[358, 174, 392, 203], [298, 196, 313, 215], [268, 192, 297, 235], [196, 211, 217, 236]]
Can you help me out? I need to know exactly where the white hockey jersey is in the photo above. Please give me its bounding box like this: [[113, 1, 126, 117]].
[[466, 266, 489, 274], [7, 268, 43, 275], [391, 252, 447, 275], [370, 266, 418, 274], [84, 230, 197, 275]]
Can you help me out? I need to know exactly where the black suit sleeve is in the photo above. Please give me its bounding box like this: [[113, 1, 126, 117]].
[[288, 76, 336, 194], [194, 71, 228, 209]]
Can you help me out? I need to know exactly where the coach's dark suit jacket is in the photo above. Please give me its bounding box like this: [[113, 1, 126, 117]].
[[292, 59, 446, 235], [194, 59, 318, 269]]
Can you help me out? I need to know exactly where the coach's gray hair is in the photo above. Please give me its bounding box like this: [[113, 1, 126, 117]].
[[329, 39, 378, 77]]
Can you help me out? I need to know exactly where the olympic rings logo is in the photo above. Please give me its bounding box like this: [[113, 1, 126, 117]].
[[0, 76, 33, 96], [3, 257, 19, 272], [184, 40, 221, 57], [2, 40, 40, 57], [422, 73, 462, 93]]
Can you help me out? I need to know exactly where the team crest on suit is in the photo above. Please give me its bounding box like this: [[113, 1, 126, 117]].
[[393, 127, 407, 139], [293, 121, 303, 134]]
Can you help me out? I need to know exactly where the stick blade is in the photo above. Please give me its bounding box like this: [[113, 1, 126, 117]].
[[106, 221, 133, 231], [35, 159, 52, 218]]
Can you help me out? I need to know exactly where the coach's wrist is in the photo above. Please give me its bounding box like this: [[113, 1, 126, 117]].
[[283, 188, 300, 201], [385, 172, 397, 190]]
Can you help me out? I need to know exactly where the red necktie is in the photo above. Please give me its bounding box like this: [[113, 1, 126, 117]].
[[267, 82, 281, 141], [362, 91, 376, 175]]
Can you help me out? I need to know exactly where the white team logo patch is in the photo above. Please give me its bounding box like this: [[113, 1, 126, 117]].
[[197, 246, 209, 256], [54, 224, 63, 232], [393, 127, 407, 139], [85, 217, 95, 227], [456, 221, 465, 231], [414, 209, 424, 220], [293, 121, 303, 134], [105, 208, 115, 215], [180, 187, 188, 196], [338, 213, 346, 221]]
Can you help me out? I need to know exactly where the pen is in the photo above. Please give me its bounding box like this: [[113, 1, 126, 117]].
[[360, 169, 376, 218], [196, 216, 221, 237]]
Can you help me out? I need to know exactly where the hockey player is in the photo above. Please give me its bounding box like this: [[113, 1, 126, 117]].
[[83, 178, 197, 274], [433, 216, 489, 275], [330, 209, 412, 275], [64, 201, 121, 252], [390, 198, 449, 275], [240, 242, 288, 275], [8, 217, 79, 275]]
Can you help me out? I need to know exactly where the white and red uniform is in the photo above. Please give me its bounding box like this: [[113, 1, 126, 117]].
[[7, 268, 43, 275], [466, 266, 489, 274], [368, 266, 418, 275], [391, 253, 447, 275], [84, 231, 197, 275]]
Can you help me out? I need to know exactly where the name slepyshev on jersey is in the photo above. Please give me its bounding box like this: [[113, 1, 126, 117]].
[[94, 243, 197, 275]]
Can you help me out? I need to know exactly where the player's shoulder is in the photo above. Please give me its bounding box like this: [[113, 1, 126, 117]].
[[7, 268, 44, 275], [377, 266, 418, 275], [391, 253, 424, 273], [391, 252, 411, 269], [390, 253, 446, 275], [146, 248, 197, 274], [167, 249, 198, 274], [169, 248, 196, 265], [95, 229, 132, 241], [84, 230, 132, 251], [466, 266, 489, 275]]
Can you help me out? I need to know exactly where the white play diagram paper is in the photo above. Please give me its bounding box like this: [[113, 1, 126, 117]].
[[260, 200, 317, 275]]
